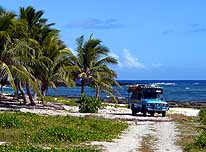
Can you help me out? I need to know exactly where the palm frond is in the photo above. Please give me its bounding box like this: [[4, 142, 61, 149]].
[[0, 62, 16, 90]]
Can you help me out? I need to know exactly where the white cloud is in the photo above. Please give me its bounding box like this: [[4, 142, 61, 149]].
[[122, 49, 145, 69], [110, 49, 146, 69]]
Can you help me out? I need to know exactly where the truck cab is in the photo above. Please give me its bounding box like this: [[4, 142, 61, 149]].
[[128, 84, 169, 117]]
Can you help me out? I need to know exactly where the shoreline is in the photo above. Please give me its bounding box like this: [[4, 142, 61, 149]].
[[1, 94, 206, 109]]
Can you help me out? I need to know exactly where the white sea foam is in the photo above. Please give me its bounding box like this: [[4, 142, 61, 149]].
[[155, 83, 176, 86], [193, 82, 200, 85]]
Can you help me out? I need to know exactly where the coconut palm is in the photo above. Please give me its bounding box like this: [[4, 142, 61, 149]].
[[17, 6, 55, 100], [0, 7, 18, 91], [91, 69, 119, 101], [73, 35, 118, 95], [0, 7, 41, 105], [36, 30, 75, 96]]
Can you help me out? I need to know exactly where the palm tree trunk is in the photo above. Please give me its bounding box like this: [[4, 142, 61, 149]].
[[26, 83, 35, 106], [18, 81, 29, 105], [0, 85, 2, 93], [41, 81, 48, 96], [81, 79, 85, 94], [42, 89, 47, 96], [33, 79, 39, 100], [14, 79, 19, 100], [95, 87, 100, 100]]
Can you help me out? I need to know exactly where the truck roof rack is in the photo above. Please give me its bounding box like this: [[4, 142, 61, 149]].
[[127, 84, 163, 93]]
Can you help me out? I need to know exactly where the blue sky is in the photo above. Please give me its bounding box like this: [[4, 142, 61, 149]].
[[1, 0, 206, 80]]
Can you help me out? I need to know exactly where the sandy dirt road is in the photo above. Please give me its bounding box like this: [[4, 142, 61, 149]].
[[0, 104, 199, 152]]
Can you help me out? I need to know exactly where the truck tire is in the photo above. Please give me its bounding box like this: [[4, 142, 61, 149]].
[[132, 109, 136, 116], [162, 111, 166, 117], [131, 104, 136, 116], [150, 111, 155, 117], [142, 104, 147, 116]]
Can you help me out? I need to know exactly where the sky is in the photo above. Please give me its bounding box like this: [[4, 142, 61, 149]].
[[1, 0, 206, 80]]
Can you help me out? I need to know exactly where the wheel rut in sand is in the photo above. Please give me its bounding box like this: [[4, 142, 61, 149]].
[[92, 120, 182, 152]]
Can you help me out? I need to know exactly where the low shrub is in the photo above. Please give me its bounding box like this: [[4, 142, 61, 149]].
[[195, 129, 206, 149], [185, 130, 206, 151], [0, 113, 22, 128], [78, 94, 101, 113], [199, 108, 206, 125]]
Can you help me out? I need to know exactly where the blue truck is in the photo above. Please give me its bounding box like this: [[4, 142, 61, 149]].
[[128, 84, 169, 117]]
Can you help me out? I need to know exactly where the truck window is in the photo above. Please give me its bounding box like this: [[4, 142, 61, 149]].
[[142, 92, 158, 99]]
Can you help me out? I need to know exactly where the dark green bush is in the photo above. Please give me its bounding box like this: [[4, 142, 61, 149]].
[[0, 113, 22, 128], [195, 129, 206, 149], [78, 94, 101, 113]]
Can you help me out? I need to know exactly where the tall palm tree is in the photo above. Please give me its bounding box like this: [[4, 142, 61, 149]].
[[73, 35, 118, 95], [36, 30, 75, 96], [0, 7, 18, 91], [17, 6, 54, 101], [0, 7, 41, 105], [19, 6, 75, 97]]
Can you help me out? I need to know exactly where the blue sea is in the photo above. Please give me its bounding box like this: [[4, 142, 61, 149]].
[[2, 80, 206, 101]]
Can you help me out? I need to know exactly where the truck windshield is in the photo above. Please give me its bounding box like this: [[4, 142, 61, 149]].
[[142, 92, 159, 99]]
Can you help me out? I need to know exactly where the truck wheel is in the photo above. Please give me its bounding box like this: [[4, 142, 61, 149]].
[[131, 104, 136, 116], [142, 104, 147, 116], [132, 109, 136, 116], [150, 112, 155, 117], [143, 110, 146, 116], [162, 111, 166, 117]]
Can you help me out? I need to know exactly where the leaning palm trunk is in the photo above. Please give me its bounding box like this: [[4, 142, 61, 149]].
[[41, 81, 48, 96], [81, 79, 85, 94], [26, 83, 35, 106], [95, 86, 100, 100], [41, 87, 47, 96], [18, 81, 29, 104], [14, 79, 19, 100], [0, 85, 3, 93], [33, 79, 39, 100]]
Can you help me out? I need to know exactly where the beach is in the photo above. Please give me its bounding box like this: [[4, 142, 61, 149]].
[[0, 99, 201, 152]]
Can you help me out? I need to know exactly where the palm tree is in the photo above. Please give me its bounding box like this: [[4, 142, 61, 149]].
[[0, 7, 41, 105], [73, 35, 118, 95], [0, 7, 18, 91], [17, 6, 54, 101], [19, 6, 75, 97], [91, 69, 119, 101], [36, 31, 75, 96]]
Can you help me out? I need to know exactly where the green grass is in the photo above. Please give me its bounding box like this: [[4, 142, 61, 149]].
[[0, 112, 128, 151], [183, 108, 206, 152], [0, 145, 99, 152], [169, 114, 204, 152], [137, 134, 157, 152], [44, 96, 79, 106]]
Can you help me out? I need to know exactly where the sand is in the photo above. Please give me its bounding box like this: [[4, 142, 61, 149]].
[[0, 103, 200, 152]]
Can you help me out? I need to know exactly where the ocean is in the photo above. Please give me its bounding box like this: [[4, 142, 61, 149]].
[[2, 80, 206, 101]]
